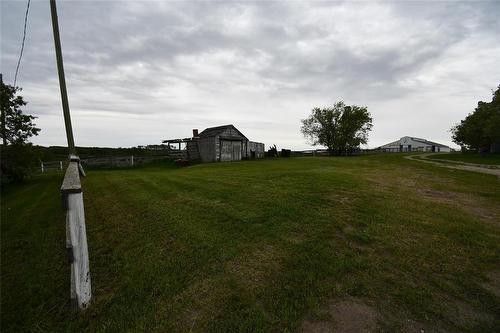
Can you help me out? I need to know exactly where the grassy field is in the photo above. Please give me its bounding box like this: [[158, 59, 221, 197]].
[[2, 154, 499, 332], [427, 153, 500, 166]]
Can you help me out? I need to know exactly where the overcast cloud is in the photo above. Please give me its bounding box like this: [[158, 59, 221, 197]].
[[2, 0, 499, 149]]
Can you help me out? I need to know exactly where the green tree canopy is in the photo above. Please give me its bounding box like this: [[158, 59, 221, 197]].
[[1, 82, 40, 145], [1, 82, 41, 182], [451, 85, 500, 152], [301, 101, 373, 155]]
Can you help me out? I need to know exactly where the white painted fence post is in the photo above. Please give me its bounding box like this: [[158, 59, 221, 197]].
[[60, 161, 63, 170], [41, 162, 45, 173], [61, 159, 91, 309]]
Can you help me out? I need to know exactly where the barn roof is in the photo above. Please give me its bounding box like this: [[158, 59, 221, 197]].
[[408, 137, 450, 148], [199, 124, 248, 140], [379, 136, 450, 149]]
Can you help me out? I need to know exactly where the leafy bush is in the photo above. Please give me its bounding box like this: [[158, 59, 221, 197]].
[[1, 144, 39, 183]]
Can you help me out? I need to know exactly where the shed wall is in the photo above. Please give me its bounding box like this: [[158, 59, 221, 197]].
[[248, 141, 265, 158], [217, 127, 246, 139], [199, 137, 216, 162], [213, 128, 248, 161]]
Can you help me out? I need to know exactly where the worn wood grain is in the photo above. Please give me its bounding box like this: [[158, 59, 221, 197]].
[[66, 192, 91, 308], [61, 162, 81, 194]]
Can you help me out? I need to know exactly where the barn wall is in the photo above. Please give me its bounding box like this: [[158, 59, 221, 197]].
[[248, 141, 265, 158], [199, 137, 216, 162], [215, 135, 220, 161], [381, 137, 449, 152], [215, 129, 247, 161], [220, 140, 243, 161], [219, 127, 243, 138], [187, 141, 200, 161]]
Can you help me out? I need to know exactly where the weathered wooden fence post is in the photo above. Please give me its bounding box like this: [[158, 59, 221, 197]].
[[61, 157, 91, 309], [60, 160, 63, 170], [131, 155, 134, 167]]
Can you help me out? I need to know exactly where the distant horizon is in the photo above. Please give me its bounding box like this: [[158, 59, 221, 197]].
[[32, 132, 458, 152], [2, 1, 498, 151]]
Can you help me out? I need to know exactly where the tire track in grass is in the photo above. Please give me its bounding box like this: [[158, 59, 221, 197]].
[[406, 154, 500, 177]]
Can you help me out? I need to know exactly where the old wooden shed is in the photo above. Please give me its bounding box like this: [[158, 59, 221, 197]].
[[163, 124, 264, 162], [197, 125, 247, 162]]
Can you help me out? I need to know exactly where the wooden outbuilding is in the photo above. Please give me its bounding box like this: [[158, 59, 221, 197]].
[[163, 124, 265, 162]]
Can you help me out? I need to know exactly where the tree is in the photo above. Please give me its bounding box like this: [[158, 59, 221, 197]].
[[1, 82, 41, 183], [1, 82, 40, 145], [451, 85, 500, 153], [301, 101, 373, 155]]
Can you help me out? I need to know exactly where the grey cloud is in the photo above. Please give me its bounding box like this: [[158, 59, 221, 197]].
[[1, 0, 499, 149]]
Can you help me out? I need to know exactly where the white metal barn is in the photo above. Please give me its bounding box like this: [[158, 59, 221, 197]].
[[379, 136, 451, 152]]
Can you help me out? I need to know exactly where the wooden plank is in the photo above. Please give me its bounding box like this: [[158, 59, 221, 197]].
[[78, 162, 86, 178], [60, 160, 91, 309], [61, 161, 81, 194], [66, 192, 91, 308]]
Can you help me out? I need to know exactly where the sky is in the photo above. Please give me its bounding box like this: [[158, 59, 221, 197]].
[[1, 0, 499, 150]]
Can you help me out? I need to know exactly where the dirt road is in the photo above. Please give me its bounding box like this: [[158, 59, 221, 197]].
[[405, 154, 500, 177]]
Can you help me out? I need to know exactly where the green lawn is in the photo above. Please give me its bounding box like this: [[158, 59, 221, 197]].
[[427, 153, 500, 166], [2, 155, 500, 332]]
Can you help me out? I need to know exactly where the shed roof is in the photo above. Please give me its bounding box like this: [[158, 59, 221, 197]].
[[199, 124, 248, 140]]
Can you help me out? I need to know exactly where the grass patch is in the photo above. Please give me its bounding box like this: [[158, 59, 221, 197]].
[[2, 155, 500, 332]]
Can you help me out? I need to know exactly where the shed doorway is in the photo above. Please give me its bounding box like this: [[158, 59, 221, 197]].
[[220, 140, 242, 161]]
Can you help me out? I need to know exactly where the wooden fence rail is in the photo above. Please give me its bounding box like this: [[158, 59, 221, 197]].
[[290, 149, 383, 157], [40, 160, 65, 173], [80, 154, 171, 167], [39, 154, 172, 172]]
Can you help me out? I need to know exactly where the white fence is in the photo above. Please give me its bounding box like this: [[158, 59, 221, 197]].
[[80, 155, 171, 167], [40, 160, 64, 173], [40, 155, 171, 172], [61, 159, 91, 309]]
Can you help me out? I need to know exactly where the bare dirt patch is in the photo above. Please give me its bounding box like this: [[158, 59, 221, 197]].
[[300, 298, 378, 333], [301, 320, 335, 333], [364, 166, 498, 224], [432, 292, 497, 331], [416, 188, 499, 223], [395, 318, 446, 333], [328, 193, 351, 205], [446, 301, 495, 330]]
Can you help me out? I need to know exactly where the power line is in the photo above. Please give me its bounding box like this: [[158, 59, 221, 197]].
[[13, 0, 31, 87]]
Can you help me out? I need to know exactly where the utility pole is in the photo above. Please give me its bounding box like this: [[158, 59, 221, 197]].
[[51, 1, 90, 310], [1, 73, 6, 146], [49, 0, 76, 155]]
